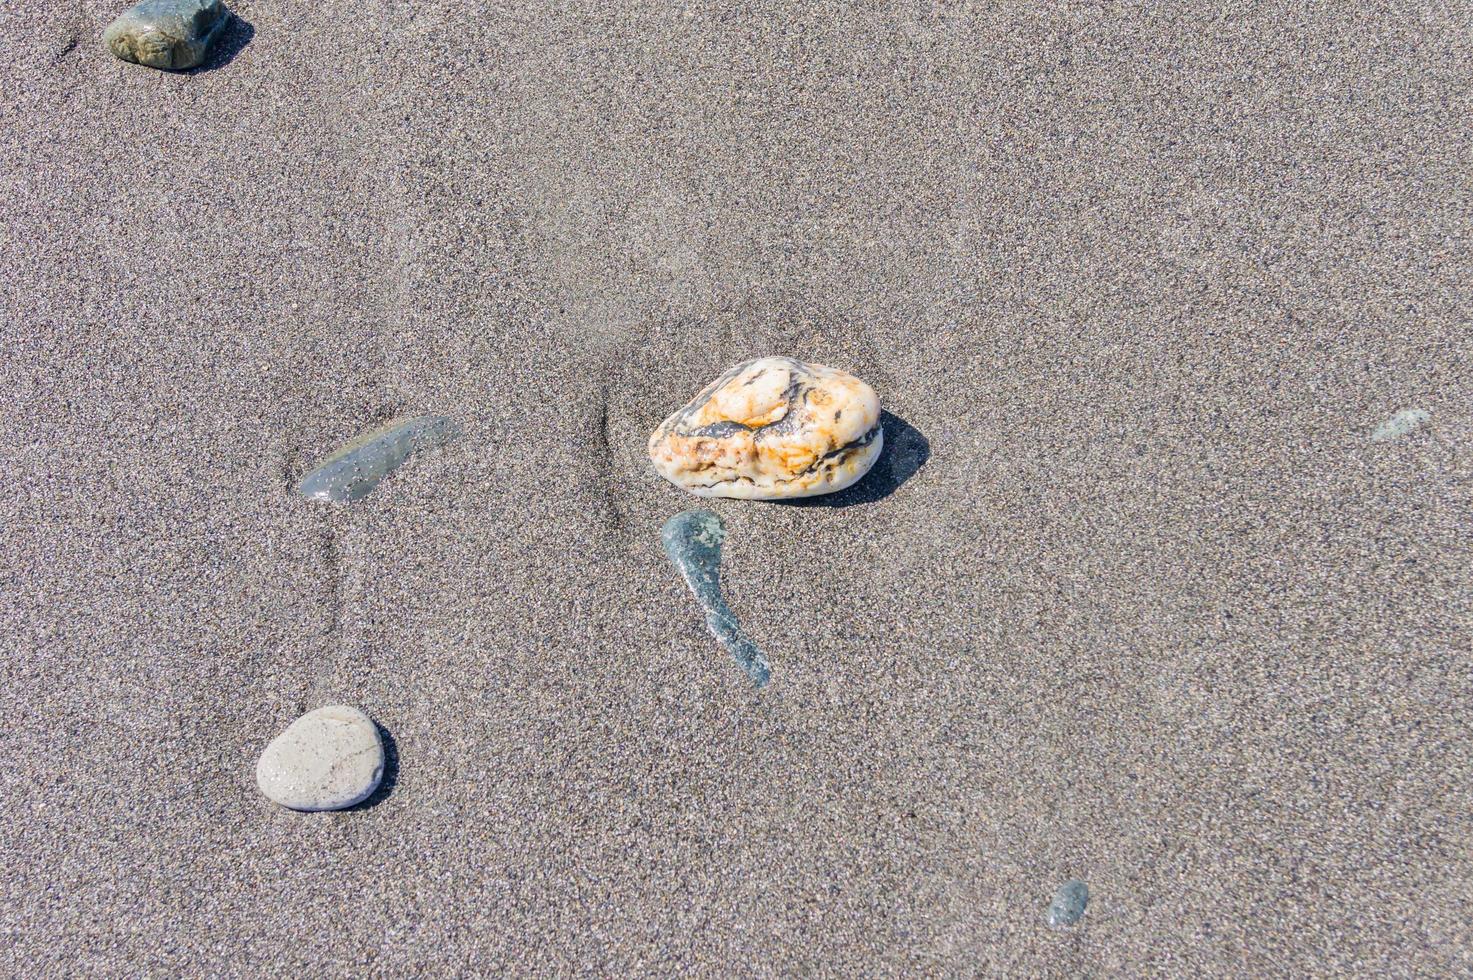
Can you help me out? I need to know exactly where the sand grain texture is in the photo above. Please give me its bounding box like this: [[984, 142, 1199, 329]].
[[2, 1, 1471, 974]]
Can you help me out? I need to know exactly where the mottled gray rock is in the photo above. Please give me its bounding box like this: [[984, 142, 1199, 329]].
[[103, 0, 229, 71], [1046, 879, 1089, 927], [1370, 408, 1430, 443], [662, 509, 771, 687], [255, 705, 384, 812], [298, 414, 460, 504]]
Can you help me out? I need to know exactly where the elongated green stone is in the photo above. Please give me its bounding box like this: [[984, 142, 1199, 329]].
[[298, 415, 459, 504], [661, 510, 771, 687], [103, 0, 229, 71]]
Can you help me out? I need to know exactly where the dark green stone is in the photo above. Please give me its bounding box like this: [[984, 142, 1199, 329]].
[[661, 510, 771, 687], [103, 0, 228, 71]]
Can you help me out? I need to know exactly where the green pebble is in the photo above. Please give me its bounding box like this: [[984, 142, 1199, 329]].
[[103, 0, 228, 71], [661, 510, 771, 687], [1370, 408, 1430, 443]]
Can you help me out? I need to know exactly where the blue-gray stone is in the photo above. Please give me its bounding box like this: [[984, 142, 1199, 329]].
[[1046, 879, 1089, 927], [298, 415, 460, 504], [1370, 408, 1431, 443], [661, 510, 771, 687], [103, 0, 228, 71]]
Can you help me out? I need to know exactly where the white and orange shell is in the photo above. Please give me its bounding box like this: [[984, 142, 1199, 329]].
[[649, 357, 883, 499]]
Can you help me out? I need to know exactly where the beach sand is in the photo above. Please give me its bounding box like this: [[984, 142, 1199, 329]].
[[2, 1, 1470, 973]]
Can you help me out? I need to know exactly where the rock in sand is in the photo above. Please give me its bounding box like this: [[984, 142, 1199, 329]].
[[1046, 879, 1089, 927], [649, 357, 882, 500], [298, 414, 460, 504], [255, 705, 384, 812], [1370, 408, 1431, 443], [662, 509, 771, 687], [103, 0, 229, 71]]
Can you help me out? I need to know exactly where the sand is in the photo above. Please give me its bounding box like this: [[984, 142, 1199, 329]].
[[2, 1, 1470, 974]]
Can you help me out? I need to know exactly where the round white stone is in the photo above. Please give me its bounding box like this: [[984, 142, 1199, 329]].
[[255, 705, 384, 812]]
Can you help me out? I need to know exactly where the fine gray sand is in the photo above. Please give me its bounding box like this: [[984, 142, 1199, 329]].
[[3, 2, 1471, 974]]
